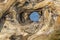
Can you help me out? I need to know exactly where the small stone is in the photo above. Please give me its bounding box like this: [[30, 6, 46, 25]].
[[29, 12, 40, 22]]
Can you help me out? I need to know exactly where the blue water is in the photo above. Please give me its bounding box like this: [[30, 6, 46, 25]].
[[29, 12, 40, 22]]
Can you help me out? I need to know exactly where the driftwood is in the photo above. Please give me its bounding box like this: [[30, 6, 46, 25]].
[[0, 0, 60, 40]]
